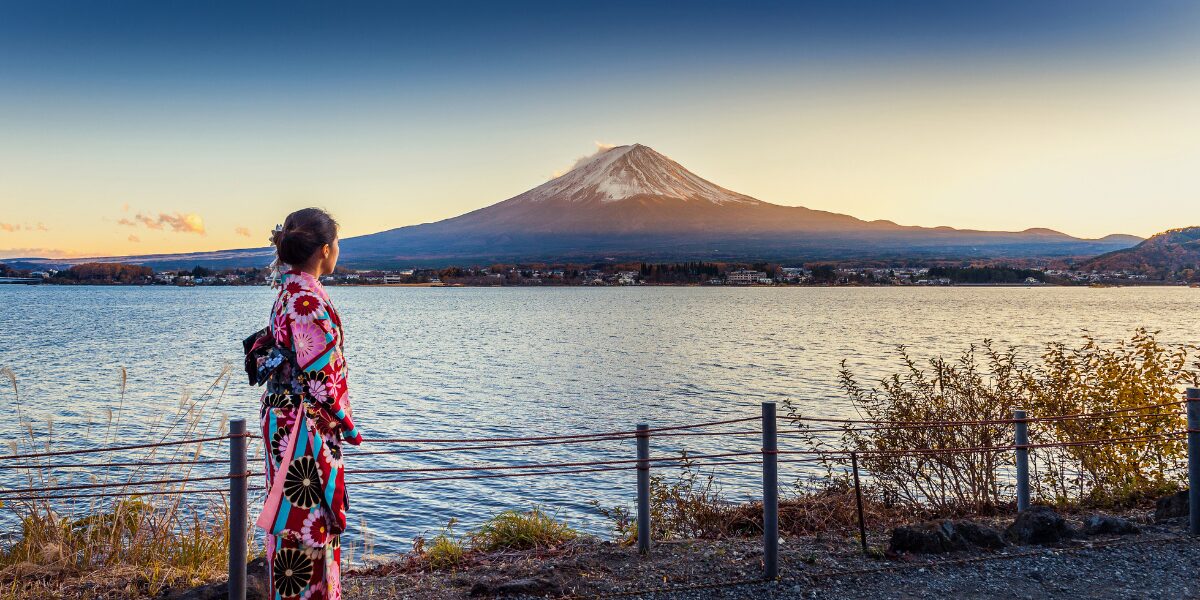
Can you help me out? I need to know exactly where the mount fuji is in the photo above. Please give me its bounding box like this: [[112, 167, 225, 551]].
[[8, 144, 1141, 270], [334, 144, 1137, 266]]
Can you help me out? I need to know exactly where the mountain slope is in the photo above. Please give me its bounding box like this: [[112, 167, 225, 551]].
[[1081, 227, 1200, 277]]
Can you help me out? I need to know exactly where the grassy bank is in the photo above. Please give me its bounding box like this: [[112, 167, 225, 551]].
[[0, 367, 238, 599]]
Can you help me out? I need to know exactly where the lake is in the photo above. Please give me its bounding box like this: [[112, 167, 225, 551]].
[[2, 285, 1197, 554]]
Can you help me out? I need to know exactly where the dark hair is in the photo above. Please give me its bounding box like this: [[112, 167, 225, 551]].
[[272, 208, 339, 266]]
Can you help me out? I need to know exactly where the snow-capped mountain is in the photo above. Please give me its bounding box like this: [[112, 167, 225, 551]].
[[7, 144, 1142, 269], [331, 143, 1137, 265], [379, 143, 893, 237]]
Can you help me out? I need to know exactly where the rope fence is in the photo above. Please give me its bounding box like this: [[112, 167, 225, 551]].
[[2, 391, 1198, 599]]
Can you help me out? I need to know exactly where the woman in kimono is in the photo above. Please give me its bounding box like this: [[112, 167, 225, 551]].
[[255, 208, 362, 600]]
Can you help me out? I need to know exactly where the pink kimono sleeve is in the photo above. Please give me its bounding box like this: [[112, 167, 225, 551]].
[[286, 290, 362, 445]]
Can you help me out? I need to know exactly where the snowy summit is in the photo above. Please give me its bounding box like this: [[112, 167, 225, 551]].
[[513, 144, 760, 205]]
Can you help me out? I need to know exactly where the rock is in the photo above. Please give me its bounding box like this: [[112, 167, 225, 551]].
[[470, 577, 562, 597], [500, 577, 563, 596], [1155, 490, 1189, 522], [889, 521, 965, 554], [247, 557, 269, 600], [163, 583, 223, 600], [1083, 515, 1140, 536], [954, 521, 1007, 549], [889, 520, 1006, 554], [1005, 506, 1074, 545]]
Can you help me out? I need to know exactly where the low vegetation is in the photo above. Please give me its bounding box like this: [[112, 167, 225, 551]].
[[408, 508, 578, 572], [592, 455, 912, 546]]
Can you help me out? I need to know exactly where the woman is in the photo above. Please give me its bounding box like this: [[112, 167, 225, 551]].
[[254, 208, 361, 600]]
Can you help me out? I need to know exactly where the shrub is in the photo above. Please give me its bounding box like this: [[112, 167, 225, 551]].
[[788, 342, 1021, 514], [593, 452, 733, 543], [791, 330, 1199, 515], [1020, 328, 1198, 506]]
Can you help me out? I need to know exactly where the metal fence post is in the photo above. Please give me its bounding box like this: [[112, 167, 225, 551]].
[[1013, 409, 1030, 513], [851, 451, 868, 554], [636, 423, 651, 555], [229, 418, 248, 600], [1188, 388, 1200, 535], [762, 402, 778, 580]]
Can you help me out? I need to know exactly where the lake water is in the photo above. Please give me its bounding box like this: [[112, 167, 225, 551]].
[[2, 285, 1197, 554]]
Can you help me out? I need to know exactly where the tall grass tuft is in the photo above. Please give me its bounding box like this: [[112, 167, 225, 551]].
[[469, 507, 577, 552], [0, 366, 243, 599]]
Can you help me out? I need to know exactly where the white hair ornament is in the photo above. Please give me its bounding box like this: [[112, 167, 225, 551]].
[[268, 224, 285, 288]]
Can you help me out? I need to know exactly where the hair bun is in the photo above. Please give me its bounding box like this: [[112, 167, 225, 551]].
[[273, 209, 339, 266]]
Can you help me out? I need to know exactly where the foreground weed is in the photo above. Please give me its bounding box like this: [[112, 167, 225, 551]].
[[469, 507, 577, 552]]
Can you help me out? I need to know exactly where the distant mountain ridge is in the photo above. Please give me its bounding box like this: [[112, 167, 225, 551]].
[[5, 144, 1142, 270]]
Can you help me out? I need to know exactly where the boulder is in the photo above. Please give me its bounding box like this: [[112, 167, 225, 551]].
[[1005, 506, 1074, 545], [1083, 515, 1140, 536], [888, 520, 1006, 554], [1154, 490, 1189, 522], [954, 520, 1008, 549]]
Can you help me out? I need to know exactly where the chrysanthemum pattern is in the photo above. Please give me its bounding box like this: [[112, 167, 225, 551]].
[[301, 508, 328, 547], [272, 547, 313, 597]]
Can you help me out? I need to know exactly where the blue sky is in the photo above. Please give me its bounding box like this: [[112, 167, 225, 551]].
[[2, 1, 1198, 257]]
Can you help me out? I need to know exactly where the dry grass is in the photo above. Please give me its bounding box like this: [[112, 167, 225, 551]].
[[594, 458, 916, 546], [0, 366, 245, 599]]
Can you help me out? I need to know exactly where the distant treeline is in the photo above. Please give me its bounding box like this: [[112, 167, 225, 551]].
[[927, 266, 1044, 284], [639, 262, 748, 283], [0, 263, 29, 278], [55, 263, 154, 283]]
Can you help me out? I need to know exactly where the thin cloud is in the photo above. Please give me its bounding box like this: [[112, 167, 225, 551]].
[[128, 235, 141, 243], [235, 226, 252, 237], [121, 212, 206, 234], [552, 141, 620, 178], [0, 247, 90, 259], [0, 222, 48, 232]]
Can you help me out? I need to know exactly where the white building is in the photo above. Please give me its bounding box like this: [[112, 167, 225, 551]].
[[727, 270, 768, 284]]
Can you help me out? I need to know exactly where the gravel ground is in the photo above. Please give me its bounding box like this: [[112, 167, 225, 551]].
[[343, 516, 1200, 600]]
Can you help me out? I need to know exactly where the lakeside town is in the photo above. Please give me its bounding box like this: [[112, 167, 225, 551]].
[[0, 260, 1173, 287]]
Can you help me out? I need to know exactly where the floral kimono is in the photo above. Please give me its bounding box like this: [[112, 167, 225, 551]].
[[254, 269, 362, 600]]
